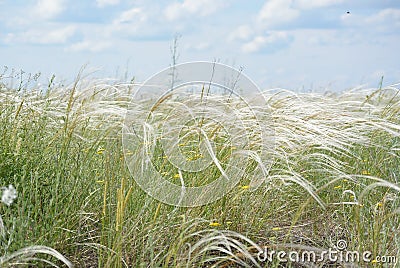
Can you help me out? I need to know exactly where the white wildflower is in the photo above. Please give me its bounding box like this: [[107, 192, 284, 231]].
[[1, 185, 17, 206]]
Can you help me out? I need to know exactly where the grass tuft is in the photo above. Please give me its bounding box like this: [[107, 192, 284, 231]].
[[0, 76, 399, 267]]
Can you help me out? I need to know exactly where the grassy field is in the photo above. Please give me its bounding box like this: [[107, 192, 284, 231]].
[[0, 73, 399, 267]]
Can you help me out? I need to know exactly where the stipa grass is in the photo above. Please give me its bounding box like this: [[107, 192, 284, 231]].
[[0, 78, 399, 267]]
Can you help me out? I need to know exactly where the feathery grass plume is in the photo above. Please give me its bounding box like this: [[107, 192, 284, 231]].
[[0, 246, 73, 267], [184, 229, 263, 267], [1, 71, 400, 266]]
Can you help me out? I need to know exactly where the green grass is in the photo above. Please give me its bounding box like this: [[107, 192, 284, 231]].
[[0, 75, 399, 267]]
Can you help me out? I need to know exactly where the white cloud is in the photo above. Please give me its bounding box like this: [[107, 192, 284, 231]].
[[185, 42, 211, 52], [165, 0, 226, 21], [108, 7, 147, 35], [231, 0, 346, 44], [257, 0, 299, 29], [242, 36, 267, 53], [5, 25, 76, 45], [340, 12, 358, 24], [96, 0, 120, 8], [294, 0, 344, 10], [230, 1, 298, 53], [341, 8, 400, 32], [242, 31, 290, 53], [33, 0, 65, 20], [68, 40, 112, 52], [42, 26, 75, 44], [298, 29, 363, 47], [366, 8, 400, 27], [229, 25, 254, 41], [113, 7, 146, 25]]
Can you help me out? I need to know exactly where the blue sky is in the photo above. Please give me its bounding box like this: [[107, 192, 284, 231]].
[[0, 0, 399, 91]]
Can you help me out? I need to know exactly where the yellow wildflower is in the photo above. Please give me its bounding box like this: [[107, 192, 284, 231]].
[[192, 153, 203, 160], [362, 170, 371, 175], [272, 227, 281, 231], [97, 148, 105, 155], [334, 185, 342, 189], [209, 222, 221, 227], [173, 174, 180, 179], [241, 185, 250, 190]]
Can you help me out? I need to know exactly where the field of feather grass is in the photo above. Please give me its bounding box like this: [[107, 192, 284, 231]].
[[0, 73, 399, 267]]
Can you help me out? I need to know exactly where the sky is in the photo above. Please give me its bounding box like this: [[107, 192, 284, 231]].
[[0, 0, 399, 91]]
